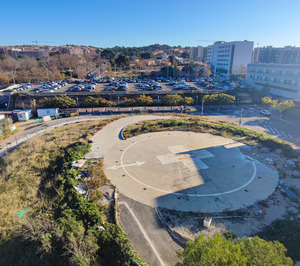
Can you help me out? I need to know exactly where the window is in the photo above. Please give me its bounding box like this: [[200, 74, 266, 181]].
[[284, 79, 292, 85]]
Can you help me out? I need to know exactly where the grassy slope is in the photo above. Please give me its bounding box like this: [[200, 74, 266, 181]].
[[0, 118, 116, 240]]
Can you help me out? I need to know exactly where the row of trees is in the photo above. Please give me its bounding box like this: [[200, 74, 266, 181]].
[[0, 53, 110, 84], [262, 97, 295, 116], [37, 93, 236, 110], [203, 93, 236, 105], [38, 95, 196, 109], [177, 234, 293, 265]]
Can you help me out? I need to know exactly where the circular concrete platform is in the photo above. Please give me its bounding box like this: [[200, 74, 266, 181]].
[[104, 131, 279, 213]]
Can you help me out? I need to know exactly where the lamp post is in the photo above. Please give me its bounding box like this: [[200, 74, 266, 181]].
[[201, 96, 205, 116], [157, 95, 160, 111], [239, 108, 243, 126], [117, 96, 120, 111]]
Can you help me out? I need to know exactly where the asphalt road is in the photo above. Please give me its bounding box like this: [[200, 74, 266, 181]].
[[0, 115, 107, 156], [119, 194, 181, 266], [200, 106, 300, 146]]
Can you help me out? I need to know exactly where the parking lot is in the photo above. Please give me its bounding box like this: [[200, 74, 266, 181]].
[[10, 77, 232, 96]]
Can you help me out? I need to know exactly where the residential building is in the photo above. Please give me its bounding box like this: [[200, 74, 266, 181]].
[[209, 41, 254, 79], [246, 63, 300, 100], [203, 46, 213, 63], [252, 46, 300, 64], [8, 49, 50, 59], [189, 46, 204, 61]]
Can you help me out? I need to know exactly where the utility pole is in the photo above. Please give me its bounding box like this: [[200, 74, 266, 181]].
[[201, 96, 205, 116], [11, 70, 15, 84], [239, 107, 243, 126], [76, 97, 79, 113]]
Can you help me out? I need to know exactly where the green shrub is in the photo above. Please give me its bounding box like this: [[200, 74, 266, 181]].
[[203, 93, 236, 105]]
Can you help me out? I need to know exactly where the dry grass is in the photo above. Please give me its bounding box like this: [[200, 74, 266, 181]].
[[0, 117, 117, 240]]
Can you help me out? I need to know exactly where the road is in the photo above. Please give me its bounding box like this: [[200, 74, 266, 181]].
[[193, 106, 300, 146], [0, 115, 108, 157]]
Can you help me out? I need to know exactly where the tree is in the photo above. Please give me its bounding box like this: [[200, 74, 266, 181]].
[[0, 118, 13, 138], [277, 100, 294, 114], [121, 97, 137, 107], [182, 97, 195, 106], [140, 52, 152, 59], [205, 69, 212, 77], [100, 49, 115, 61], [0, 56, 19, 84], [163, 94, 183, 106], [115, 54, 130, 70], [84, 96, 117, 107], [261, 97, 278, 108], [181, 51, 190, 59], [169, 55, 179, 66], [177, 234, 293, 266], [136, 95, 153, 106], [30, 99, 37, 117], [0, 74, 11, 84], [40, 96, 76, 109], [203, 94, 236, 105]]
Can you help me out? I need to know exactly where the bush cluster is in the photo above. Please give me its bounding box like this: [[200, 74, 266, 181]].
[[19, 144, 145, 265], [203, 93, 236, 105], [40, 95, 76, 109]]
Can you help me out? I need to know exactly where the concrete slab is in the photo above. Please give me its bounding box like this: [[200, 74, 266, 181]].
[[104, 131, 279, 213]]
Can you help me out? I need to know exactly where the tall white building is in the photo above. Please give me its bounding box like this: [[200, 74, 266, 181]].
[[246, 63, 300, 100], [208, 41, 254, 78]]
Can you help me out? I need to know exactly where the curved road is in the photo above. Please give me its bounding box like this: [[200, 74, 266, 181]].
[[0, 115, 112, 158]]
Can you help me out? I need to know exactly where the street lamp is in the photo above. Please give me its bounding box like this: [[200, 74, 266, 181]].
[[201, 96, 205, 116], [117, 96, 120, 111], [157, 95, 160, 110], [239, 108, 243, 126]]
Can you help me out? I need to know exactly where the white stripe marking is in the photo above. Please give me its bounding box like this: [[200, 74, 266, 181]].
[[273, 128, 281, 135], [120, 137, 257, 197], [120, 202, 166, 266], [264, 125, 275, 134], [281, 131, 287, 137]]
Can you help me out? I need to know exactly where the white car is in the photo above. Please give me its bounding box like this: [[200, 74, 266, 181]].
[[260, 110, 271, 116]]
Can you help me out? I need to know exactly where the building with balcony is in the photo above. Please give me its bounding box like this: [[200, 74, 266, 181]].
[[252, 46, 300, 64], [246, 63, 300, 100]]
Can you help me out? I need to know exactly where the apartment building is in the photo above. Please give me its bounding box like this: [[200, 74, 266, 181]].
[[209, 41, 254, 79], [203, 46, 213, 63], [252, 46, 300, 64], [246, 63, 300, 100], [189, 46, 204, 61]]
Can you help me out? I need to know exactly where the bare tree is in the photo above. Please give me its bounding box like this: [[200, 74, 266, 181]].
[[0, 56, 19, 84]]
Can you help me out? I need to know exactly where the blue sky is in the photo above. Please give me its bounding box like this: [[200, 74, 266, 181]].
[[1, 0, 299, 48]]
